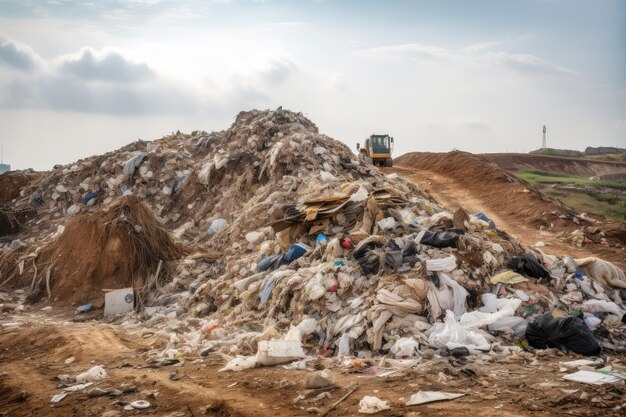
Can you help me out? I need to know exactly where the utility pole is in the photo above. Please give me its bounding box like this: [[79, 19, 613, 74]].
[[542, 125, 547, 149]]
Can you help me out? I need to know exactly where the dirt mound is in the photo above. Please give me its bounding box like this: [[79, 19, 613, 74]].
[[483, 153, 626, 177], [0, 196, 186, 305], [0, 171, 37, 204], [394, 151, 626, 268], [396, 151, 578, 223]]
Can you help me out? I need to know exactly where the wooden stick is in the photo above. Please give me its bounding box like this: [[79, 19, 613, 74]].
[[45, 267, 52, 299], [30, 262, 38, 290], [319, 387, 356, 417], [153, 259, 163, 291]]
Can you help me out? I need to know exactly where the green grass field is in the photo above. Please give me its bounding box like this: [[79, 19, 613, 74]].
[[529, 149, 626, 161], [516, 169, 626, 221]]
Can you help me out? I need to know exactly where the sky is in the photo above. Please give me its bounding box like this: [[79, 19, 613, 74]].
[[0, 0, 624, 170]]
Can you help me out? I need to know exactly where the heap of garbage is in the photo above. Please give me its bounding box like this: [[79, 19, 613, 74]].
[[1, 108, 625, 371]]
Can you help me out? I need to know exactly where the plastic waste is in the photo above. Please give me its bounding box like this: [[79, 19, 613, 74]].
[[76, 365, 107, 383], [207, 218, 228, 236], [283, 243, 310, 263], [390, 337, 420, 358], [67, 204, 81, 216], [296, 318, 318, 335], [259, 277, 275, 304], [130, 400, 151, 409], [376, 217, 396, 230], [123, 153, 146, 177], [358, 396, 390, 414], [319, 170, 338, 182], [245, 231, 264, 244], [438, 273, 468, 315], [583, 315, 601, 328], [525, 313, 601, 356], [218, 355, 256, 372], [257, 254, 283, 272], [255, 339, 306, 366], [428, 310, 490, 353], [51, 392, 68, 403], [349, 186, 368, 202], [336, 333, 351, 357], [490, 271, 528, 285], [509, 255, 551, 280], [406, 391, 465, 405], [581, 299, 624, 317], [426, 256, 457, 272], [420, 228, 464, 248], [80, 191, 101, 204], [562, 370, 621, 385], [316, 233, 329, 245], [75, 304, 93, 314]]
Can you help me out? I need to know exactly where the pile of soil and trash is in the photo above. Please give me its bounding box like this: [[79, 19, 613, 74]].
[[1, 108, 625, 415], [0, 196, 187, 306]]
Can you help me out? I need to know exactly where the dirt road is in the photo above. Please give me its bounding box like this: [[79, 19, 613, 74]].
[[1, 312, 623, 417], [385, 156, 626, 270]]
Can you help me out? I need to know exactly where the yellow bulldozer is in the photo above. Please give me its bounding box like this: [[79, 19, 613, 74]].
[[356, 134, 394, 167]]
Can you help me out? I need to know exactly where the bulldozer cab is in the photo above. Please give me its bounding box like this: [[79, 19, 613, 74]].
[[356, 134, 394, 167], [369, 134, 393, 154]]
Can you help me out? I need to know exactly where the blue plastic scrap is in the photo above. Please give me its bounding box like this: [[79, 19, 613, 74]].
[[257, 255, 282, 272], [474, 212, 490, 223], [80, 191, 101, 204], [316, 233, 329, 245], [76, 304, 93, 314], [259, 277, 275, 304], [257, 243, 310, 272], [283, 243, 309, 263]]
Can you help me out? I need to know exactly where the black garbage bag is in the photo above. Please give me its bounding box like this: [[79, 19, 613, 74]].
[[420, 228, 464, 248], [525, 313, 601, 356], [356, 251, 383, 275], [509, 255, 551, 280]]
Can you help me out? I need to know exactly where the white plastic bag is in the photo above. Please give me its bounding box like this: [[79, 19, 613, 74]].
[[358, 396, 390, 414], [75, 365, 107, 383], [406, 391, 464, 405], [439, 273, 468, 315], [426, 256, 457, 272], [428, 310, 490, 353], [349, 186, 368, 202], [376, 217, 396, 230], [207, 218, 228, 236], [218, 355, 257, 372], [582, 299, 624, 317], [390, 337, 420, 358]]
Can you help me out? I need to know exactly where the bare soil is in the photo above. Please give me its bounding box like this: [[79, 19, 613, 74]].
[[1, 312, 624, 417]]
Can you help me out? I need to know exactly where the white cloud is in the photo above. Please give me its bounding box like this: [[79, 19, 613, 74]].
[[356, 41, 578, 78], [259, 57, 298, 85], [57, 47, 154, 82], [462, 41, 502, 54], [355, 43, 450, 62], [483, 52, 579, 76], [0, 35, 44, 72]]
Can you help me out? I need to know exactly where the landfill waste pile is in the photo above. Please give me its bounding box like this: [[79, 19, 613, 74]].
[[1, 108, 625, 415]]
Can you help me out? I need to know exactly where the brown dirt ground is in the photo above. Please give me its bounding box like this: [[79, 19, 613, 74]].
[[0, 172, 39, 205], [390, 152, 626, 270], [1, 311, 624, 417], [482, 153, 626, 177]]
